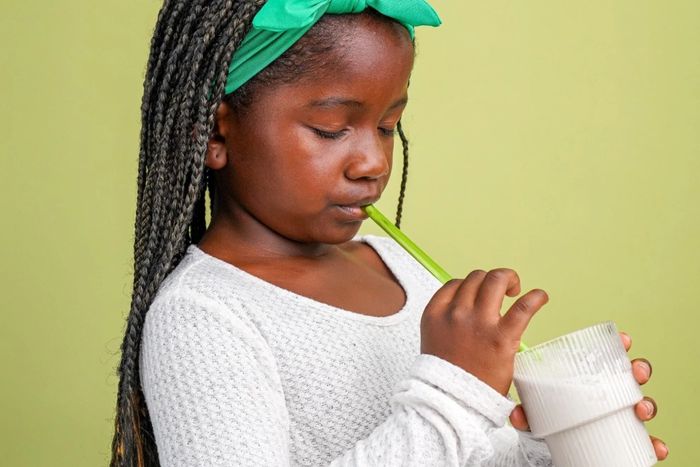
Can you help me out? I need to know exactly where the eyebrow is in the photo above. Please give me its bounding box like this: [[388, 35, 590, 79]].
[[306, 96, 409, 111]]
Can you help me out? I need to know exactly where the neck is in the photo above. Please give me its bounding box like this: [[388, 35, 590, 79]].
[[198, 206, 337, 263]]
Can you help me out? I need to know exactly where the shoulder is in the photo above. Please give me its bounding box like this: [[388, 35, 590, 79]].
[[151, 243, 276, 318], [143, 246, 263, 346], [141, 281, 279, 387], [143, 284, 260, 350], [154, 244, 241, 299]]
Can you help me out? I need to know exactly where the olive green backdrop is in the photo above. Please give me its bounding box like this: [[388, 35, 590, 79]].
[[1, 1, 697, 465]]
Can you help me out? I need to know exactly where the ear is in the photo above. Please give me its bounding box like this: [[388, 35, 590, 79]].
[[205, 102, 236, 170]]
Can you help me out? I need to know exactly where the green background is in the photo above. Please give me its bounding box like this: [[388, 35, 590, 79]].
[[1, 1, 697, 465]]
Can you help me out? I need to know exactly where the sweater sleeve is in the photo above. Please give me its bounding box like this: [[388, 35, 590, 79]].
[[140, 289, 551, 467], [331, 354, 552, 466], [140, 290, 291, 466], [482, 428, 553, 467]]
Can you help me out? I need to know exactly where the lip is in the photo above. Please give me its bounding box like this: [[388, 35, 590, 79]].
[[333, 196, 378, 220], [335, 204, 370, 220], [335, 195, 380, 208]]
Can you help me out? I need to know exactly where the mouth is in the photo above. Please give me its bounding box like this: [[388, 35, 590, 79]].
[[334, 197, 379, 221], [335, 205, 370, 220]]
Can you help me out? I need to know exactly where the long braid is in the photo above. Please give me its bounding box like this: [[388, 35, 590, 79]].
[[395, 119, 410, 228], [132, 2, 184, 270], [111, 2, 265, 466], [191, 170, 208, 243]]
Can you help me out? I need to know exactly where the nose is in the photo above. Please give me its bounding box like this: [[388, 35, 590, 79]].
[[344, 130, 391, 181]]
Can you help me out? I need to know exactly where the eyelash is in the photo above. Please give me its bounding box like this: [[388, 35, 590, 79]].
[[311, 127, 396, 140], [312, 128, 346, 140]]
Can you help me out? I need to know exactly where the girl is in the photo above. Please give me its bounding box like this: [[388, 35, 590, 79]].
[[110, 1, 667, 465]]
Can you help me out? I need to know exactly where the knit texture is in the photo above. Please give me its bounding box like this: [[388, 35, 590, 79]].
[[139, 234, 552, 466]]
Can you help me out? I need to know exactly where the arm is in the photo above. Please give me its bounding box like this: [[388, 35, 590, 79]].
[[331, 355, 551, 467], [140, 289, 550, 467], [140, 290, 291, 467]]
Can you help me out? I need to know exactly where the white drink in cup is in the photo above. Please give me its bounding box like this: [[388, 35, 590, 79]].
[[513, 321, 657, 467]]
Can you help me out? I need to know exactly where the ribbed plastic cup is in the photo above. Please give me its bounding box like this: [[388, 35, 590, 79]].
[[513, 321, 657, 467]]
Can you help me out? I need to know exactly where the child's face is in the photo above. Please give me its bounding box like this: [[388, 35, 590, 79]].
[[209, 18, 414, 246]]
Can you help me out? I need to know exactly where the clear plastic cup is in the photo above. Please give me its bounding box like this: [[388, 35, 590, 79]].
[[513, 321, 657, 467]]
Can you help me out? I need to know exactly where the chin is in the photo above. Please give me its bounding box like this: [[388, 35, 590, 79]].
[[316, 220, 365, 244]]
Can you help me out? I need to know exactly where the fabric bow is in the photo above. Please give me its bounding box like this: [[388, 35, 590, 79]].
[[225, 0, 441, 94]]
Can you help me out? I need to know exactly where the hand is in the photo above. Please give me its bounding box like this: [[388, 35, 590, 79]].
[[421, 268, 549, 395], [509, 331, 669, 461]]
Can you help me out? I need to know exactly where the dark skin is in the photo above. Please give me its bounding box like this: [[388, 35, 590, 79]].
[[200, 15, 411, 318], [199, 15, 668, 460]]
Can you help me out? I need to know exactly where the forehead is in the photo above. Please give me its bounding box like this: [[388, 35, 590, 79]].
[[273, 20, 414, 105], [338, 19, 415, 74], [320, 11, 415, 78]]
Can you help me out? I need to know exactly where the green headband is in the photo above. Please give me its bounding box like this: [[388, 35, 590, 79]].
[[225, 0, 442, 95]]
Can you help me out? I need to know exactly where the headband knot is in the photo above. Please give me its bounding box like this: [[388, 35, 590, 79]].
[[225, 0, 441, 94]]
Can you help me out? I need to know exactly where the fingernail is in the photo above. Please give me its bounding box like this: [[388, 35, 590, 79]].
[[643, 400, 655, 417], [660, 444, 669, 458], [640, 362, 651, 379], [639, 358, 651, 379]]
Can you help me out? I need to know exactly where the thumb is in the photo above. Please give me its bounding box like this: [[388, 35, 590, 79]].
[[509, 404, 530, 431], [500, 289, 549, 339]]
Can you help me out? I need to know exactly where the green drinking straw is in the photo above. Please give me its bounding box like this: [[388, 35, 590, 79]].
[[362, 204, 529, 352]]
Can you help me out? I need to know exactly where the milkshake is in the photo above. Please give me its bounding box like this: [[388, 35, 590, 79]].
[[513, 322, 657, 467]]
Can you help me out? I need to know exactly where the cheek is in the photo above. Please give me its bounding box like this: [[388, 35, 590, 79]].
[[386, 138, 396, 169], [374, 137, 395, 185], [259, 129, 343, 206], [285, 128, 347, 178]]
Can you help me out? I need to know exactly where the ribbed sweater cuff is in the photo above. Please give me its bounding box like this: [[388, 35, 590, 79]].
[[410, 354, 516, 427]]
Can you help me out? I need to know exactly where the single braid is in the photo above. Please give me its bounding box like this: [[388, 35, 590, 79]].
[[395, 119, 410, 228]]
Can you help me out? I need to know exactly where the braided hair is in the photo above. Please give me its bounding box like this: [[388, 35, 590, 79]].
[[111, 2, 413, 465]]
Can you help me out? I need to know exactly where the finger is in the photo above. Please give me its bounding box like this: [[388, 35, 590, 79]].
[[508, 405, 530, 431], [423, 279, 463, 315], [473, 269, 521, 319], [635, 396, 657, 421], [632, 358, 652, 385], [450, 270, 488, 309], [425, 278, 463, 308], [499, 289, 549, 338], [619, 331, 632, 352], [650, 436, 669, 460]]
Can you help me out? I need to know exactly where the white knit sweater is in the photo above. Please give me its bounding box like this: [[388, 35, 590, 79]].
[[140, 234, 552, 466]]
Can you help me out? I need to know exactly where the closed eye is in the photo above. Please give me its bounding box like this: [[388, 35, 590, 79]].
[[309, 126, 395, 139], [311, 127, 347, 140]]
